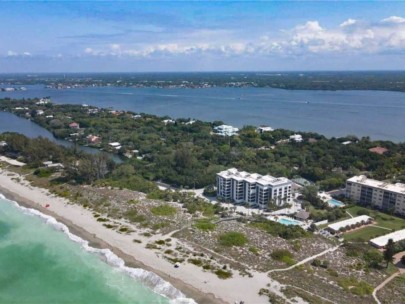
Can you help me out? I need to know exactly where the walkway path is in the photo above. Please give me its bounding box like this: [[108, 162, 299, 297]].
[[372, 251, 405, 304], [372, 271, 401, 304], [268, 244, 342, 273], [370, 224, 392, 231]]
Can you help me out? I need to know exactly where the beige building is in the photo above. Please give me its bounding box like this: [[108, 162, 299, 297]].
[[346, 175, 405, 215]]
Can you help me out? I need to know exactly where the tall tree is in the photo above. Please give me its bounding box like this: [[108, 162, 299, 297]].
[[383, 239, 395, 268]]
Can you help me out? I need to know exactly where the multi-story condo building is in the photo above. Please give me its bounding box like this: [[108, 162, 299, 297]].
[[346, 175, 405, 215], [216, 168, 292, 207], [213, 125, 239, 136]]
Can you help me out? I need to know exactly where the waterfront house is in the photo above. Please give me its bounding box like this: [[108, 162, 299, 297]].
[[368, 146, 388, 155], [213, 125, 239, 136], [257, 126, 274, 133], [87, 135, 101, 144], [289, 134, 303, 143], [69, 122, 80, 129], [108, 142, 122, 150]]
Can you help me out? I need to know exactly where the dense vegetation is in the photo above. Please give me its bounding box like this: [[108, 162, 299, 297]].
[[1, 98, 404, 192]]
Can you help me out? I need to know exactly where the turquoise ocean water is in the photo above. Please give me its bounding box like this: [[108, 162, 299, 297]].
[[0, 195, 192, 304]]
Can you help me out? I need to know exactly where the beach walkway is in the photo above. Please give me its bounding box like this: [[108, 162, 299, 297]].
[[372, 251, 405, 304]]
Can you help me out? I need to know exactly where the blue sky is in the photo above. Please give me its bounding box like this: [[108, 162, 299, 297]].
[[1, 1, 405, 72]]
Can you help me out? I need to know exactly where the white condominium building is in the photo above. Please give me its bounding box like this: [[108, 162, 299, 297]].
[[346, 175, 405, 215], [213, 125, 239, 136], [216, 168, 292, 207]]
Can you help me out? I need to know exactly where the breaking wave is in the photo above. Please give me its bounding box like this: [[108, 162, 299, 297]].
[[0, 194, 196, 304]]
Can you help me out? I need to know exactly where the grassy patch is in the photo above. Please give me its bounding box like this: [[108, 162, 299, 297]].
[[343, 226, 388, 242], [342, 206, 405, 242], [218, 231, 248, 247], [249, 246, 260, 255], [338, 277, 373, 296], [194, 219, 215, 231], [188, 258, 203, 266], [347, 206, 405, 230], [151, 222, 168, 230], [150, 204, 177, 216], [271, 249, 295, 266]]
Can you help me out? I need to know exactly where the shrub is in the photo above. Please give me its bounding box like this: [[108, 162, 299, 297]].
[[249, 246, 259, 255], [271, 249, 293, 261], [218, 231, 248, 247], [33, 168, 53, 178], [150, 204, 177, 216], [311, 259, 322, 267], [96, 217, 109, 222], [194, 220, 215, 231], [188, 259, 203, 266], [214, 269, 232, 279], [271, 249, 295, 265]]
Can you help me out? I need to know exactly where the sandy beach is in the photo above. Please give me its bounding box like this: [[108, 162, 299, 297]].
[[0, 168, 274, 304]]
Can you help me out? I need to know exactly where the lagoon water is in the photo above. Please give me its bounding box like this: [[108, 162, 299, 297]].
[[1, 85, 405, 141], [0, 195, 188, 304]]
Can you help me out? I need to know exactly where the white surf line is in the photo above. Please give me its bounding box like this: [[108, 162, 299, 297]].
[[268, 244, 342, 274]]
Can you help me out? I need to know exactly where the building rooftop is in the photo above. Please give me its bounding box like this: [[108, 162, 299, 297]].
[[295, 210, 310, 220], [347, 175, 405, 194], [328, 215, 372, 232], [369, 229, 405, 248], [369, 146, 388, 155], [217, 168, 291, 186]]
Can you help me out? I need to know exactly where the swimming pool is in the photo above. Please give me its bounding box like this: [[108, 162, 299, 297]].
[[277, 218, 302, 226], [328, 199, 345, 207]]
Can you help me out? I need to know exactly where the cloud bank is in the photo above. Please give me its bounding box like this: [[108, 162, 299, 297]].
[[78, 16, 405, 58]]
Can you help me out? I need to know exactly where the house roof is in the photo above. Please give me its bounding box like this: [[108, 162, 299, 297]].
[[295, 210, 310, 220], [368, 146, 388, 155]]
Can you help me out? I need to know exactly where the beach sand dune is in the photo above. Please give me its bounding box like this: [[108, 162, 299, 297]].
[[0, 169, 275, 304]]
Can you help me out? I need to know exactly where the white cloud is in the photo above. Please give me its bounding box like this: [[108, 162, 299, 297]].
[[6, 50, 32, 57], [340, 19, 357, 27], [81, 16, 405, 58], [381, 16, 405, 24], [7, 50, 18, 57]]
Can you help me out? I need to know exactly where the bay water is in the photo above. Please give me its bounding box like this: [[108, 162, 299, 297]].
[[1, 85, 405, 141]]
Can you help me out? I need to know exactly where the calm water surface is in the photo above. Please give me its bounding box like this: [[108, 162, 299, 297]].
[[1, 85, 404, 141]]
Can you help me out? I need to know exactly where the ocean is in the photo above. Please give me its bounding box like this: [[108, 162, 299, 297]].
[[0, 194, 192, 304], [1, 86, 404, 142]]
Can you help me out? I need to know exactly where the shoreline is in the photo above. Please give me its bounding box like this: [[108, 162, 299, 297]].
[[0, 168, 271, 304], [0, 178, 225, 304]]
